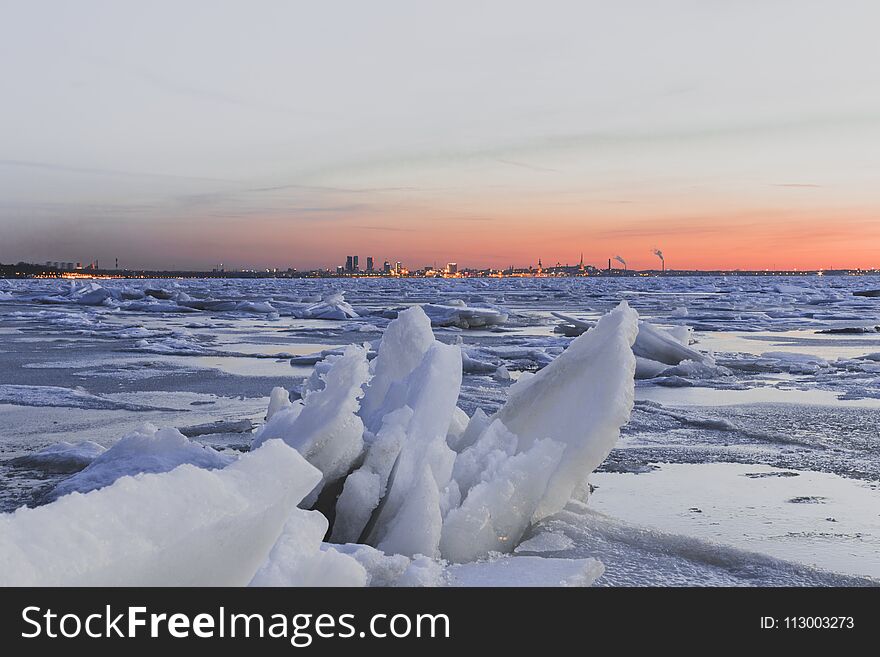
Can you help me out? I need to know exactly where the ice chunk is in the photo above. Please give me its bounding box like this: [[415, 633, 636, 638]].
[[450, 418, 518, 498], [514, 531, 576, 553], [69, 282, 112, 305], [175, 294, 237, 312], [249, 511, 367, 587], [440, 438, 565, 562], [331, 406, 413, 544], [449, 407, 491, 453], [329, 543, 445, 587], [495, 301, 638, 521], [666, 324, 694, 345], [635, 356, 670, 380], [300, 292, 359, 320], [235, 300, 278, 315], [445, 406, 471, 448], [359, 306, 435, 433], [252, 345, 370, 505], [554, 312, 706, 367], [178, 419, 255, 438], [421, 303, 508, 329], [0, 440, 322, 586], [9, 441, 106, 473], [658, 359, 733, 380], [0, 384, 175, 411], [266, 386, 294, 420], [633, 321, 708, 366], [367, 342, 463, 557], [376, 462, 443, 558], [461, 350, 499, 374], [493, 365, 511, 381], [759, 351, 829, 374], [46, 424, 234, 501]]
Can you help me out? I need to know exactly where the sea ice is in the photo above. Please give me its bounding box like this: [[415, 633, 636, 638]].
[[329, 543, 445, 586], [366, 341, 463, 557], [46, 424, 234, 501], [494, 301, 639, 521], [421, 302, 508, 329], [299, 292, 359, 320], [358, 306, 435, 433], [632, 321, 709, 366], [0, 440, 322, 586], [331, 406, 413, 544], [9, 440, 106, 473], [252, 345, 370, 505], [249, 511, 367, 587], [444, 555, 604, 587]]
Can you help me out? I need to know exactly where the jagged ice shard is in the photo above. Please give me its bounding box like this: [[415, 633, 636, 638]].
[[441, 302, 638, 561], [0, 440, 324, 586], [0, 301, 639, 584]]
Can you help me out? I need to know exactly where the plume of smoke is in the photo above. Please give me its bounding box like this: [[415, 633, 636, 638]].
[[613, 255, 626, 268], [652, 248, 664, 262]]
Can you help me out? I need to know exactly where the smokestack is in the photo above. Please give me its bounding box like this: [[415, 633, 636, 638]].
[[608, 258, 611, 272], [652, 249, 665, 273]]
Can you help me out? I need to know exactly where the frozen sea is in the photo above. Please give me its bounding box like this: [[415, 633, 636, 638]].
[[1, 275, 879, 586]]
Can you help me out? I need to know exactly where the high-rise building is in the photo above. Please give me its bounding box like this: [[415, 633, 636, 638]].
[[353, 255, 359, 272], [446, 262, 458, 275], [336, 265, 345, 275], [395, 261, 402, 275], [345, 255, 354, 273], [383, 260, 391, 274], [366, 257, 374, 272]]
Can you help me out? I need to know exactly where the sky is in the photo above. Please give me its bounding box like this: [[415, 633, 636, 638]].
[[1, 0, 879, 271]]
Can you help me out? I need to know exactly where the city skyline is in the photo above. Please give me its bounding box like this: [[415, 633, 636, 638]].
[[2, 2, 880, 271]]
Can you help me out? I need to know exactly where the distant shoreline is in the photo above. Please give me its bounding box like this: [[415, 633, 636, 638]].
[[2, 264, 879, 280]]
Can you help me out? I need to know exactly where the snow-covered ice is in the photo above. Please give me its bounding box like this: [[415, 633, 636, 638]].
[[3, 274, 880, 586], [9, 440, 106, 473], [46, 424, 234, 501], [0, 440, 322, 586]]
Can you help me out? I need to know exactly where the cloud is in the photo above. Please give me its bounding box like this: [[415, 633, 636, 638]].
[[494, 158, 560, 173], [0, 159, 231, 183]]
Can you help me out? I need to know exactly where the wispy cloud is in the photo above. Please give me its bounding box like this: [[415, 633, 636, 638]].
[[494, 158, 560, 173], [0, 159, 232, 183]]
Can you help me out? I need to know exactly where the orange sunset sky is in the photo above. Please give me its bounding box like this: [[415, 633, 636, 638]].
[[2, 1, 879, 271]]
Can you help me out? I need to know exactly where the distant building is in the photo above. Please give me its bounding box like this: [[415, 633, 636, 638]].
[[383, 260, 391, 274], [353, 255, 359, 272], [345, 255, 354, 273], [446, 262, 458, 275], [336, 265, 345, 275], [366, 257, 374, 272], [395, 261, 402, 275]]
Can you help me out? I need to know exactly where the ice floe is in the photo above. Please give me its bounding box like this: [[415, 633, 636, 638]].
[[8, 441, 107, 473], [46, 424, 234, 501], [0, 440, 319, 586]]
